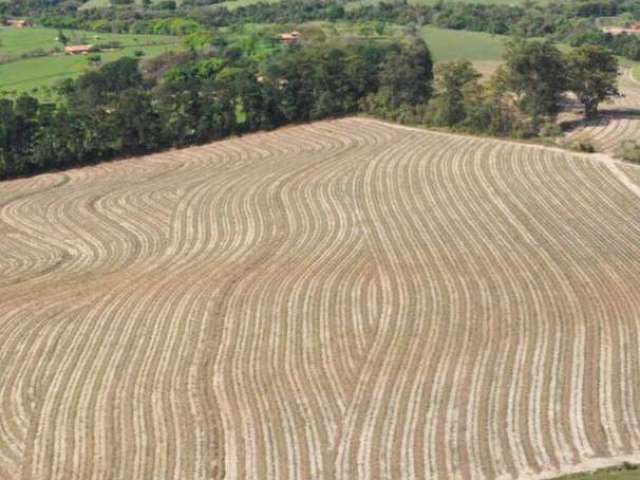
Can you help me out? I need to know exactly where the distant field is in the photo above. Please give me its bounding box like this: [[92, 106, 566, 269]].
[[213, 0, 544, 10], [215, 0, 280, 9], [0, 27, 180, 94], [419, 26, 506, 62], [80, 0, 112, 8], [79, 0, 542, 10], [319, 23, 507, 63]]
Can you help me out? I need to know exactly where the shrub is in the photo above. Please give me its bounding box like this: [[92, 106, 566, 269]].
[[156, 0, 177, 10], [539, 121, 563, 138], [615, 139, 640, 163], [563, 135, 596, 153]]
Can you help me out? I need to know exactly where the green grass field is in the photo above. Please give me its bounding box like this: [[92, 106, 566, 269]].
[[0, 27, 177, 55], [0, 27, 181, 94], [419, 25, 507, 62], [323, 23, 508, 63]]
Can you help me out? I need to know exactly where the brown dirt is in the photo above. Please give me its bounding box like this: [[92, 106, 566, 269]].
[[1, 118, 640, 479]]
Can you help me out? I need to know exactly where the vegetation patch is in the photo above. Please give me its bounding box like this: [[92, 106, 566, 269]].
[[616, 139, 640, 163], [419, 26, 506, 62], [0, 27, 181, 95], [553, 463, 640, 479]]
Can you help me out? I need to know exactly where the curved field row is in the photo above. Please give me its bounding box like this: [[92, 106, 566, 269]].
[[566, 70, 640, 154], [1, 118, 640, 479]]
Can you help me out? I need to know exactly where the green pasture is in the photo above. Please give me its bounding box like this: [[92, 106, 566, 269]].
[[0, 27, 180, 94], [419, 26, 507, 62], [319, 23, 508, 62], [0, 27, 177, 55]]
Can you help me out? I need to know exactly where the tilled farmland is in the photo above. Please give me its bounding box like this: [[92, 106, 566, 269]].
[[566, 70, 640, 153], [1, 118, 640, 480]]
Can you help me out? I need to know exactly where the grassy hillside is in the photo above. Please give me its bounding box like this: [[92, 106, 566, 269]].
[[0, 27, 180, 94], [419, 25, 506, 62], [0, 27, 177, 55], [317, 23, 508, 63]]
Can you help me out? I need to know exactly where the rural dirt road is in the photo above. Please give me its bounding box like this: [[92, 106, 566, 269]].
[[1, 115, 640, 480]]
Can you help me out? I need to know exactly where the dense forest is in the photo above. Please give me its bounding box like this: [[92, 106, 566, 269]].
[[0, 32, 619, 179]]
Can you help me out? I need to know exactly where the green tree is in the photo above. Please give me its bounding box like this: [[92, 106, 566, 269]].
[[111, 89, 162, 152], [565, 45, 619, 119], [431, 59, 481, 127], [87, 53, 102, 67], [57, 30, 69, 47], [377, 38, 433, 110], [503, 38, 567, 120]]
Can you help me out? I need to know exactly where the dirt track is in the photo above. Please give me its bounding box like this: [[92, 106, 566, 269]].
[[1, 118, 640, 479]]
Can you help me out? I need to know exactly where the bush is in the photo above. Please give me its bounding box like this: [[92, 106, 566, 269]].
[[156, 0, 177, 10], [94, 41, 123, 50], [563, 135, 596, 153], [615, 139, 640, 163], [539, 121, 563, 138]]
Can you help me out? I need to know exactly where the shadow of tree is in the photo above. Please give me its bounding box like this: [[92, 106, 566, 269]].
[[560, 109, 640, 133]]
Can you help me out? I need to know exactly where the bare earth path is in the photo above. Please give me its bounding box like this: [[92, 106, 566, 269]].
[[1, 116, 640, 480]]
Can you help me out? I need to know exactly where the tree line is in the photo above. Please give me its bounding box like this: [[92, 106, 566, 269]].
[[419, 40, 619, 140], [0, 38, 432, 179], [0, 33, 620, 180]]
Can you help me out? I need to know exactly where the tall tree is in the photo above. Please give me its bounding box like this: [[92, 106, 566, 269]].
[[503, 38, 567, 120], [377, 38, 434, 109], [565, 45, 619, 119], [431, 59, 481, 127], [57, 30, 69, 47]]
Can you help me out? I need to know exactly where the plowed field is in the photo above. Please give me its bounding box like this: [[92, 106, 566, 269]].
[[1, 118, 640, 479]]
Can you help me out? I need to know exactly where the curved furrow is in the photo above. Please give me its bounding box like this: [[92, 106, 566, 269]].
[[567, 70, 640, 153], [2, 117, 640, 480], [213, 130, 387, 479], [502, 147, 640, 466]]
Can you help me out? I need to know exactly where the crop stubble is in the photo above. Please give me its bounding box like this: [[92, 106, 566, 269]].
[[1, 117, 640, 479]]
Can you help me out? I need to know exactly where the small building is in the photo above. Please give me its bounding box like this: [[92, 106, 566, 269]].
[[4, 19, 32, 28], [65, 45, 94, 55], [278, 31, 301, 45], [601, 22, 640, 35]]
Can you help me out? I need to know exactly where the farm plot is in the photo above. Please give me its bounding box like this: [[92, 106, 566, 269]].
[[565, 69, 640, 154], [1, 119, 640, 479], [0, 27, 180, 94]]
